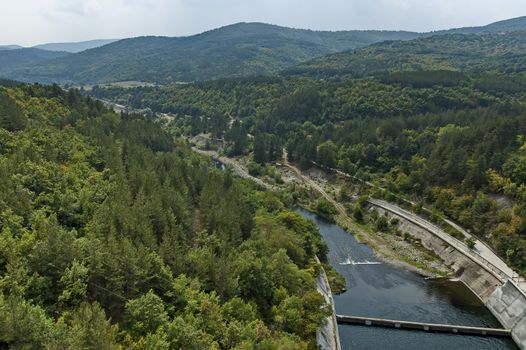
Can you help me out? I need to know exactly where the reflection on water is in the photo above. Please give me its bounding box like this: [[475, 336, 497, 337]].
[[296, 208, 518, 350]]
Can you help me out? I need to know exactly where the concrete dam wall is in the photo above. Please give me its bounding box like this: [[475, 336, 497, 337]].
[[316, 257, 342, 350], [370, 200, 526, 349], [373, 205, 501, 300], [487, 281, 526, 349]]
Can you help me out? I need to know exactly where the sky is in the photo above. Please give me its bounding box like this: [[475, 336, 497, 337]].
[[1, 0, 526, 46]]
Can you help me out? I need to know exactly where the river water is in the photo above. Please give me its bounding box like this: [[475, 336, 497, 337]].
[[296, 209, 518, 350]]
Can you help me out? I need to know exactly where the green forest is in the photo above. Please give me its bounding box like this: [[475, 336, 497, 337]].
[[91, 70, 526, 276], [1, 23, 420, 85], [0, 82, 331, 349], [4, 15, 526, 350], [284, 31, 526, 79], [3, 17, 525, 85]]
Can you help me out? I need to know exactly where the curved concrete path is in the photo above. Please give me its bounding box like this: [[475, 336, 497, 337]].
[[369, 198, 526, 292]]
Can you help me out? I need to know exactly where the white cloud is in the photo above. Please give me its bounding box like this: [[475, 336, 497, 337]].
[[53, 0, 103, 15]]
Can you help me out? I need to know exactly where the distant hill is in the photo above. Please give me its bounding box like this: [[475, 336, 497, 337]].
[[3, 23, 420, 84], [284, 31, 526, 79], [0, 45, 24, 51], [436, 15, 526, 35], [0, 48, 69, 75], [4, 16, 526, 84], [33, 39, 118, 53]]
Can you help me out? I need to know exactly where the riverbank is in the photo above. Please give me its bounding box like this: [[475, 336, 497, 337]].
[[192, 144, 453, 277], [187, 144, 525, 349], [279, 159, 452, 278], [298, 208, 518, 350]]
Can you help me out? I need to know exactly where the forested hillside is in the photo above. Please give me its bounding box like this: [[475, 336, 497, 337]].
[[0, 48, 68, 75], [440, 15, 526, 34], [4, 16, 526, 85], [4, 9, 526, 350], [33, 39, 118, 53], [91, 71, 526, 276], [0, 45, 23, 51], [285, 31, 526, 79], [0, 82, 330, 349], [1, 23, 420, 84]]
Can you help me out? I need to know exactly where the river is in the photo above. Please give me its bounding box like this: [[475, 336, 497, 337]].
[[296, 209, 518, 350]]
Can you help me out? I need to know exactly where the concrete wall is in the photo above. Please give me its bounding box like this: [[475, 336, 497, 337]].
[[487, 281, 526, 349], [374, 207, 526, 349], [376, 208, 502, 301], [316, 258, 342, 350]]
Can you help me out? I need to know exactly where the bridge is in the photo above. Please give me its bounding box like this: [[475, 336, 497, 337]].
[[336, 315, 512, 337]]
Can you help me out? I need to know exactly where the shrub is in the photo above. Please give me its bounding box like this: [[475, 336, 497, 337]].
[[247, 161, 263, 176], [466, 237, 476, 249], [352, 205, 364, 223], [375, 216, 389, 232], [315, 199, 338, 221]]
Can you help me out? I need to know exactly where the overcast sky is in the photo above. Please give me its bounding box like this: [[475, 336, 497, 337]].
[[1, 0, 526, 46]]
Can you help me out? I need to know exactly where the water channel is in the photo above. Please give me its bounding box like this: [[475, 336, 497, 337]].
[[296, 208, 518, 350]]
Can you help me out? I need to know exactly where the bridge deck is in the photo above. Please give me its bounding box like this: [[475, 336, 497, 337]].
[[336, 315, 511, 337]]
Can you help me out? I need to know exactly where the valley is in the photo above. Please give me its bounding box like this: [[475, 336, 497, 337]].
[[2, 9, 526, 350], [187, 130, 525, 349]]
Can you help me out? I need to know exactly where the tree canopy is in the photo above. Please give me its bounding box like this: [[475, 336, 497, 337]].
[[0, 83, 329, 349]]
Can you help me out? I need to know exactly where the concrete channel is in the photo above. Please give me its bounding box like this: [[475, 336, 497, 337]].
[[315, 256, 342, 350]]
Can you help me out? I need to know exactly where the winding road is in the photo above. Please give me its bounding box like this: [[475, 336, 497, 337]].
[[195, 146, 526, 293], [192, 147, 276, 190]]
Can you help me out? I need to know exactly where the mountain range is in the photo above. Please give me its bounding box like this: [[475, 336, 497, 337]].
[[0, 45, 24, 51], [0, 39, 117, 53], [284, 31, 526, 79], [0, 48, 68, 73], [33, 39, 119, 53], [1, 16, 526, 85], [433, 15, 526, 35], [1, 23, 421, 84]]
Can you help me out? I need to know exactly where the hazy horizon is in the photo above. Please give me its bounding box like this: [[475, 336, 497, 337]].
[[1, 0, 526, 47]]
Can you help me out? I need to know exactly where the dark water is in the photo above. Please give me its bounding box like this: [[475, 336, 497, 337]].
[[296, 209, 518, 350]]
